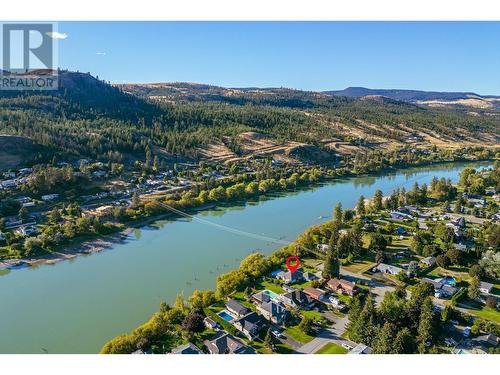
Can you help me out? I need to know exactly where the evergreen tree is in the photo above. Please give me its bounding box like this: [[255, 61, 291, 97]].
[[373, 189, 383, 212], [333, 202, 343, 226], [356, 195, 365, 216], [417, 297, 435, 352]]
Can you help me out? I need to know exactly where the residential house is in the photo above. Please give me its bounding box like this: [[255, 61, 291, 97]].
[[302, 286, 326, 301], [225, 299, 250, 318], [256, 301, 288, 325], [252, 291, 273, 304], [16, 225, 38, 237], [326, 278, 358, 296], [394, 227, 407, 236], [373, 263, 403, 275], [422, 278, 457, 298], [82, 205, 115, 222], [41, 193, 59, 201], [280, 290, 314, 309], [276, 269, 304, 284], [233, 312, 262, 340], [1, 180, 17, 189], [349, 343, 373, 354], [204, 332, 256, 354], [303, 272, 318, 282], [479, 281, 493, 295], [204, 317, 219, 330], [171, 342, 203, 354], [390, 211, 413, 221], [420, 256, 436, 267]]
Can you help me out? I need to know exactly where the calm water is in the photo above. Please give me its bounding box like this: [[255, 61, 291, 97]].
[[0, 161, 491, 353]]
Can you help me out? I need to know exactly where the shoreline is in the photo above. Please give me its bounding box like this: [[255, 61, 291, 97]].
[[0, 158, 494, 273]]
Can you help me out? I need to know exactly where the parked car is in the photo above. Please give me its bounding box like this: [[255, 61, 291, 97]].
[[342, 343, 353, 350]]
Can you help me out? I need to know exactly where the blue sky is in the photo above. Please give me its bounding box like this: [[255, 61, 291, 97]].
[[57, 22, 500, 95]]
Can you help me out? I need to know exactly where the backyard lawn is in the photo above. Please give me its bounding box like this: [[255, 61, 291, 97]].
[[254, 280, 285, 294], [314, 342, 348, 354], [301, 309, 323, 322]]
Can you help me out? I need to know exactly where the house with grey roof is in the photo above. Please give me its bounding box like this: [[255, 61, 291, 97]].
[[256, 300, 288, 325], [276, 268, 304, 284], [420, 256, 436, 267], [226, 299, 250, 318], [233, 312, 262, 340], [171, 342, 203, 354], [204, 317, 219, 330], [252, 291, 273, 304], [204, 332, 256, 354], [422, 277, 457, 298], [349, 343, 372, 354], [479, 281, 493, 295], [280, 289, 314, 309], [373, 263, 403, 275]]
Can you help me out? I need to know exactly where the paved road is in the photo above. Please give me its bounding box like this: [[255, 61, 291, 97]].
[[295, 316, 356, 354]]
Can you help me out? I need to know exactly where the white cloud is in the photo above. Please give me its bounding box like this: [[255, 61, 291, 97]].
[[46, 31, 68, 40], [95, 52, 107, 56]]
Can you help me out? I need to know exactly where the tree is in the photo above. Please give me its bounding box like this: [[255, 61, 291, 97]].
[[131, 192, 141, 209], [417, 297, 435, 352], [436, 254, 450, 269], [469, 264, 483, 279], [181, 312, 205, 334], [372, 322, 395, 354], [18, 206, 29, 221], [373, 189, 383, 212], [454, 195, 463, 214], [298, 316, 313, 335], [479, 250, 500, 278], [333, 202, 343, 226], [264, 328, 274, 349], [393, 328, 416, 354], [467, 276, 481, 301], [356, 195, 365, 216]]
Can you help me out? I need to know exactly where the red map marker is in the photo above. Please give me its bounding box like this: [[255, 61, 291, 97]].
[[286, 255, 300, 273]]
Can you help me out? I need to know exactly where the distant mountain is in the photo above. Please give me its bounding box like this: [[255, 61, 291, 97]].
[[326, 87, 500, 110], [326, 87, 496, 101]]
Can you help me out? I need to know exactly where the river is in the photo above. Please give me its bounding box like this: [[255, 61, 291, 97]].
[[0, 161, 491, 353]]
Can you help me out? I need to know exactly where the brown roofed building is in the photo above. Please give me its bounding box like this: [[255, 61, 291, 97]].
[[326, 278, 358, 296]]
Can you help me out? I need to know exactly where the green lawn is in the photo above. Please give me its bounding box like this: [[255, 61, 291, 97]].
[[466, 306, 500, 324], [284, 326, 315, 344], [301, 310, 323, 322], [254, 280, 285, 295], [314, 342, 348, 354]]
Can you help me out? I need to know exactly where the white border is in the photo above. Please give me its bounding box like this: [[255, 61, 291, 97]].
[[1, 1, 500, 374], [0, 0, 500, 20]]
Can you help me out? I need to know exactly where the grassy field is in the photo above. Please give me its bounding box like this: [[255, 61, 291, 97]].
[[425, 266, 470, 283], [465, 306, 500, 324], [301, 310, 323, 322], [315, 342, 348, 354], [284, 325, 315, 344], [342, 259, 375, 274]]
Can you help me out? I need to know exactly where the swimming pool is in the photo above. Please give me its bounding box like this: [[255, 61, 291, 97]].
[[262, 289, 279, 300], [217, 310, 235, 322]]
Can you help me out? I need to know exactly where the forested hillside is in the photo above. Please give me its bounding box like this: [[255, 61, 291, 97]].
[[0, 71, 498, 167]]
